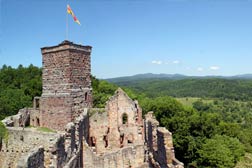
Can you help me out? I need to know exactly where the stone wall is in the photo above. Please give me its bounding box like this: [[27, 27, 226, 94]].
[[63, 108, 90, 168], [2, 107, 38, 128], [83, 142, 148, 168], [0, 108, 90, 168], [83, 89, 152, 168], [0, 127, 61, 168], [106, 88, 144, 150], [40, 96, 73, 130], [30, 105, 40, 127], [87, 89, 145, 155], [145, 112, 184, 168], [89, 108, 108, 154]]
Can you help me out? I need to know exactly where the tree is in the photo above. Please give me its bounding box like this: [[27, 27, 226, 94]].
[[197, 135, 245, 168], [92, 78, 117, 108]]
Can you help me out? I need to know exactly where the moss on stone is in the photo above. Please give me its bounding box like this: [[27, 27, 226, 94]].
[[0, 121, 9, 144]]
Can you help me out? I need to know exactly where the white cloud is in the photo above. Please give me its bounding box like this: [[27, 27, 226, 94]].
[[172, 60, 180, 64], [151, 60, 162, 65], [209, 66, 220, 71], [197, 67, 204, 72]]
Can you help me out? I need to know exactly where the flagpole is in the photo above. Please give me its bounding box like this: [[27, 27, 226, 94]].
[[66, 4, 68, 40]]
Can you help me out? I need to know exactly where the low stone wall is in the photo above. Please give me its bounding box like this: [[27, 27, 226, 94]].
[[2, 108, 34, 127], [0, 127, 61, 168], [83, 141, 148, 168]]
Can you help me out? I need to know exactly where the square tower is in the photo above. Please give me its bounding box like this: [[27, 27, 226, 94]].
[[40, 40, 92, 131]]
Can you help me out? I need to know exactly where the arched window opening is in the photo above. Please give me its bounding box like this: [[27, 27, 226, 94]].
[[122, 113, 128, 125]]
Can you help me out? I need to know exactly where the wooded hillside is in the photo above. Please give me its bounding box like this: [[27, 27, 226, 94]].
[[109, 78, 252, 101]]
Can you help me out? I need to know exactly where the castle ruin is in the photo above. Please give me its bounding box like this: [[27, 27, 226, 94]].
[[0, 41, 183, 168]]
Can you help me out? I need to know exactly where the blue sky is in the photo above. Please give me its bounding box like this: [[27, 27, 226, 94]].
[[1, 0, 252, 78]]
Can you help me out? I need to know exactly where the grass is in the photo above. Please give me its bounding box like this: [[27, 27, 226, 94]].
[[36, 127, 56, 133], [176, 97, 215, 107], [26, 125, 56, 133], [176, 97, 201, 107]]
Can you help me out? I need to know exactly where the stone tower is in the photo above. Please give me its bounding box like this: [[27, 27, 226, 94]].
[[40, 40, 92, 131]]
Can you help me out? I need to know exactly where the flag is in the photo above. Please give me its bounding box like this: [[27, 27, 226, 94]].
[[67, 4, 81, 25]]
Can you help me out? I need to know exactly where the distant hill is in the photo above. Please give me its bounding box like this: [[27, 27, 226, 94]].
[[230, 74, 252, 79], [105, 73, 252, 101], [106, 73, 252, 83], [106, 73, 187, 83]]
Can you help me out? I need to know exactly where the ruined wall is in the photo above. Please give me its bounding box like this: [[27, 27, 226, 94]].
[[29, 109, 40, 127], [106, 88, 144, 150], [0, 127, 62, 168], [2, 107, 37, 128], [145, 112, 184, 168], [3, 97, 42, 128], [0, 108, 90, 168], [63, 108, 90, 168], [89, 108, 108, 154], [40, 41, 92, 131], [155, 127, 174, 167], [83, 142, 148, 168], [83, 89, 150, 168], [87, 89, 145, 155], [145, 112, 159, 153]]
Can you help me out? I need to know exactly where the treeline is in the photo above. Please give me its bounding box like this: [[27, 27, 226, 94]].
[[111, 78, 252, 101], [0, 65, 42, 120]]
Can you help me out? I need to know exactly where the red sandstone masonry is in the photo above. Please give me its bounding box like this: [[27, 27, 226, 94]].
[[40, 41, 92, 131]]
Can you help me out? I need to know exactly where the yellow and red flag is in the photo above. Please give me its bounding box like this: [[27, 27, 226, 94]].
[[67, 4, 81, 25]]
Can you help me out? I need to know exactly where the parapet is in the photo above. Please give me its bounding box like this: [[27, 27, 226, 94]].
[[41, 40, 92, 54]]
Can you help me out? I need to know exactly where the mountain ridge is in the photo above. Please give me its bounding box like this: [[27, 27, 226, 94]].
[[105, 73, 252, 82]]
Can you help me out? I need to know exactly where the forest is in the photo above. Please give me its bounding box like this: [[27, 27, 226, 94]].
[[1, 65, 252, 167], [110, 77, 252, 101]]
